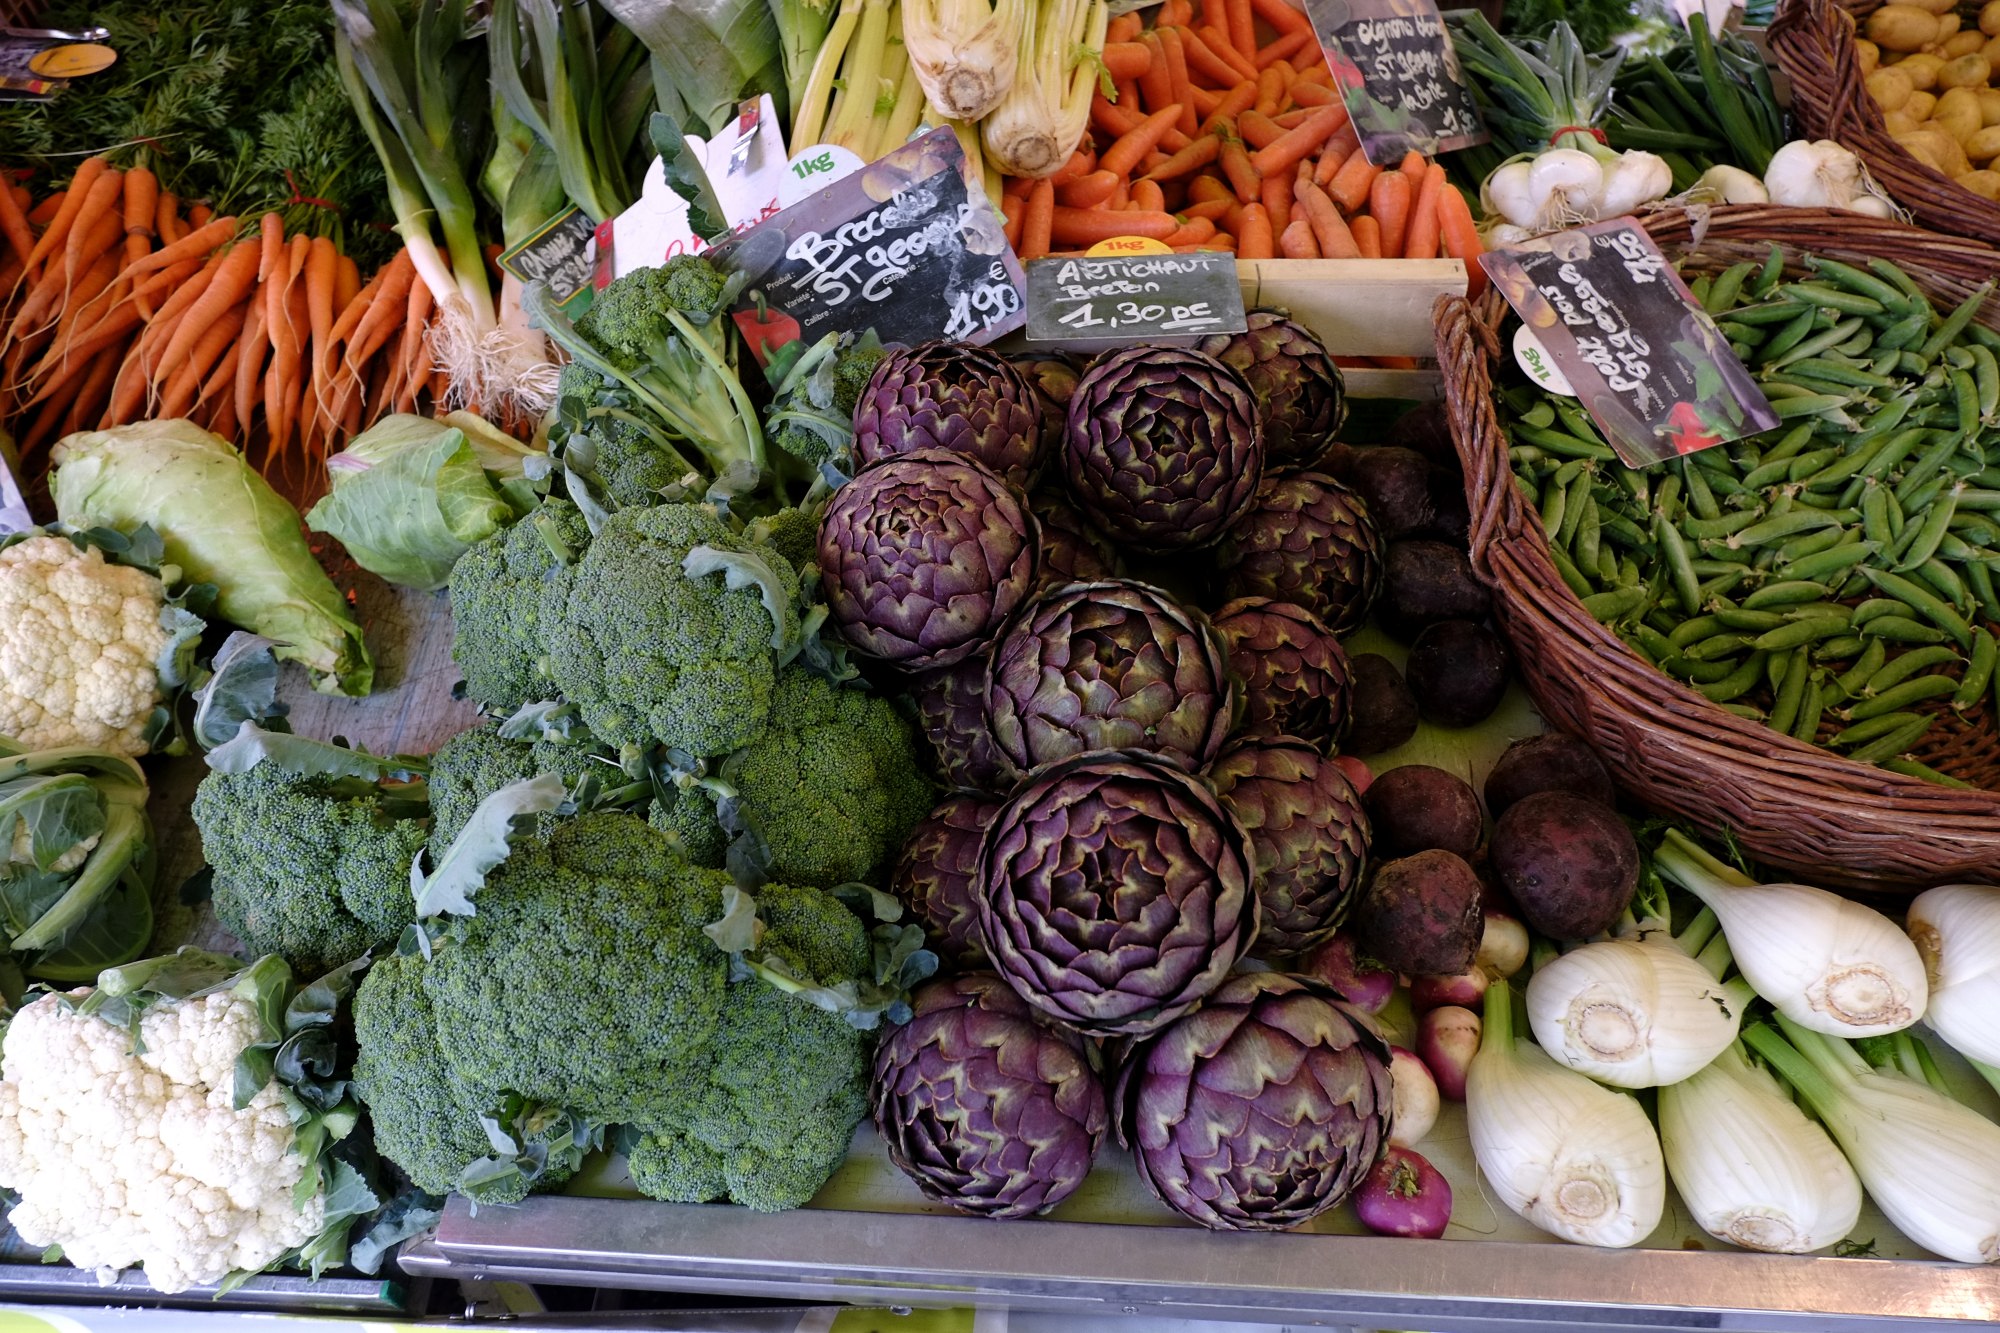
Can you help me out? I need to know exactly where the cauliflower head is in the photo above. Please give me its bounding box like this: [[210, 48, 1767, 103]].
[[0, 536, 174, 756], [0, 990, 322, 1293]]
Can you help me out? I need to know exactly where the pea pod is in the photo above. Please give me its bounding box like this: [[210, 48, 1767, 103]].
[[1846, 673, 1960, 721], [1968, 342, 1999, 423], [1966, 559, 2000, 622], [1780, 541, 1878, 583], [1752, 616, 1853, 652], [1582, 586, 1649, 621], [1807, 256, 1909, 308], [1706, 262, 1756, 314], [1777, 525, 1848, 564], [1892, 485, 1961, 572], [1831, 711, 1928, 747], [1813, 634, 1870, 661], [1863, 615, 1954, 645], [1729, 509, 1857, 549], [1714, 606, 1792, 632], [1846, 715, 1936, 765], [1882, 758, 1977, 788], [1761, 304, 1821, 362], [1769, 648, 1811, 734], [1694, 650, 1772, 703], [1548, 544, 1595, 598], [1791, 672, 1826, 742], [1865, 644, 1963, 694], [1953, 630, 1998, 709], [1684, 630, 1755, 662], [1916, 281, 1995, 363], [1752, 245, 1786, 299], [1685, 509, 1763, 541], [1835, 638, 1888, 697], [1743, 579, 1832, 608]]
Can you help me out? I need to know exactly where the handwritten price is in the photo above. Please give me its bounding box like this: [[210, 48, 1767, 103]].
[[1055, 299, 1225, 334]]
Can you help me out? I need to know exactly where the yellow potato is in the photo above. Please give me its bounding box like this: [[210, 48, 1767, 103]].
[[1977, 87, 2000, 123], [1935, 12, 1964, 41], [1907, 89, 1940, 118], [1959, 168, 2000, 197], [1901, 52, 1946, 87], [1943, 29, 1988, 56], [1870, 64, 1917, 109], [1936, 90, 1984, 139], [1860, 37, 1884, 73], [1983, 33, 2000, 65], [1939, 52, 1993, 87], [1869, 4, 1944, 51], [1902, 126, 1973, 173], [1966, 125, 2000, 158], [1984, 0, 2000, 35], [1887, 106, 1925, 132]]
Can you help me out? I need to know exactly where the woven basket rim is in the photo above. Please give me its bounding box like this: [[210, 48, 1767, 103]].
[[1438, 204, 2000, 890]]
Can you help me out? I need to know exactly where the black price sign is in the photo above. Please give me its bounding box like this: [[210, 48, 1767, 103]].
[[707, 126, 1026, 369], [1308, 0, 1486, 165], [1481, 220, 1780, 469], [1024, 249, 1246, 351], [497, 206, 597, 310]]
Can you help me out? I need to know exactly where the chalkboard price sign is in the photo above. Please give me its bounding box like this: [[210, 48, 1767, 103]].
[[1024, 250, 1247, 351], [1480, 219, 1780, 469], [1307, 0, 1487, 165], [498, 206, 597, 309], [706, 127, 1026, 368]]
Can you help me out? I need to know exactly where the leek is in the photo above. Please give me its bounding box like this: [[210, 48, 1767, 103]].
[[601, 0, 785, 138], [488, 0, 647, 225], [980, 0, 1106, 178], [903, 0, 1023, 122], [1745, 1018, 2000, 1265]]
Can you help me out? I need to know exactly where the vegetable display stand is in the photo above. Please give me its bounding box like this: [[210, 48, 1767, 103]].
[[1436, 203, 2000, 892], [1239, 259, 1467, 400], [1771, 0, 2000, 247]]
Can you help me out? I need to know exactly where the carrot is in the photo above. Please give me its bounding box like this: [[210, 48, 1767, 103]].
[[304, 235, 338, 395], [1059, 170, 1121, 208], [1288, 79, 1337, 107], [1327, 147, 1382, 213], [1279, 218, 1320, 258], [1193, 26, 1258, 83], [394, 273, 433, 415], [1163, 215, 1217, 247], [1138, 33, 1175, 115], [1001, 192, 1025, 249], [1351, 213, 1382, 258], [1107, 180, 1130, 210], [26, 192, 65, 227], [1188, 84, 1222, 117], [1237, 202, 1275, 258], [1314, 146, 1348, 187], [154, 191, 182, 244], [1438, 182, 1487, 294], [282, 273, 313, 457], [1101, 105, 1184, 177], [1399, 149, 1428, 188], [267, 236, 310, 455], [334, 255, 362, 312], [1200, 233, 1235, 251], [188, 204, 212, 229], [120, 215, 235, 284], [120, 167, 157, 274], [1190, 174, 1234, 204], [1181, 197, 1236, 221], [1022, 179, 1056, 260], [1157, 29, 1199, 137], [1406, 162, 1447, 263], [46, 345, 120, 452], [149, 240, 260, 387], [1050, 145, 1098, 184], [1158, 0, 1193, 24], [235, 295, 270, 434], [1144, 134, 1221, 181], [1004, 174, 1034, 200], [1049, 207, 1180, 246], [1254, 66, 1285, 117], [1249, 0, 1311, 36], [1227, 0, 1258, 69], [160, 301, 248, 419], [1250, 103, 1348, 178], [1238, 109, 1285, 150], [1202, 79, 1259, 132], [1108, 11, 1144, 41], [16, 160, 98, 291], [1256, 29, 1313, 68], [0, 177, 35, 268], [1103, 41, 1153, 81], [27, 261, 201, 385], [1131, 178, 1168, 212], [1295, 178, 1361, 257], [1325, 122, 1361, 164], [1219, 138, 1261, 203], [62, 166, 123, 289], [1369, 168, 1412, 258]]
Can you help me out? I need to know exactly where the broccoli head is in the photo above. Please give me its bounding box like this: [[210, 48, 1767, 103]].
[[742, 505, 821, 574], [765, 333, 886, 470], [628, 883, 873, 1211], [545, 503, 790, 757], [578, 256, 734, 362], [191, 763, 425, 976], [649, 784, 728, 868], [423, 811, 731, 1126], [448, 498, 592, 713], [426, 724, 607, 855], [723, 669, 936, 889]]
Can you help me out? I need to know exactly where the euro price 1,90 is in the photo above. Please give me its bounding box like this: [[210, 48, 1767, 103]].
[[1055, 299, 1222, 334]]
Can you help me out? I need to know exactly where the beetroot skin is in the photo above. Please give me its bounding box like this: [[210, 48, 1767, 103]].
[[1364, 764, 1484, 858], [1353, 849, 1484, 976], [1488, 790, 1639, 941]]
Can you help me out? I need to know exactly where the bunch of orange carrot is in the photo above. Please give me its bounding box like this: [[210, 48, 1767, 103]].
[[0, 155, 442, 502], [997, 0, 1486, 286]]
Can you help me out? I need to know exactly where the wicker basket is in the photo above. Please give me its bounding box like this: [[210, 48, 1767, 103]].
[[1437, 205, 2000, 893], [1770, 0, 2000, 249]]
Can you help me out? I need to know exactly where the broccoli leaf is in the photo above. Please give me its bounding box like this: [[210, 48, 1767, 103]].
[[702, 883, 763, 954], [190, 632, 287, 752], [155, 604, 208, 691], [347, 1190, 443, 1276], [648, 111, 730, 241], [411, 775, 567, 919], [681, 544, 800, 654], [497, 700, 582, 743], [206, 723, 427, 781]]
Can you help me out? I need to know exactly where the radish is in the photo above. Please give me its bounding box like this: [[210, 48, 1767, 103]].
[[1419, 1003, 1482, 1101], [1477, 909, 1530, 979], [1412, 967, 1489, 1012], [1354, 1145, 1453, 1238], [1389, 1046, 1439, 1147], [1299, 932, 1397, 1013]]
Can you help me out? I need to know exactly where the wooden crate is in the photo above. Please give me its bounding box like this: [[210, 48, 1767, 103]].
[[1238, 257, 1468, 401]]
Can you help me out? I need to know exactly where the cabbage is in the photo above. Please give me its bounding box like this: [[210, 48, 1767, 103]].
[[307, 414, 540, 592], [50, 421, 373, 697]]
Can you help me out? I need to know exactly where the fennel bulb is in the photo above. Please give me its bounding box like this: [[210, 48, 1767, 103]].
[[1526, 923, 1753, 1088], [1467, 982, 1666, 1248], [903, 0, 1022, 121], [1653, 831, 1926, 1037], [1908, 884, 2000, 1069], [1657, 1042, 1861, 1254], [1746, 1018, 2000, 1265], [979, 0, 1106, 177]]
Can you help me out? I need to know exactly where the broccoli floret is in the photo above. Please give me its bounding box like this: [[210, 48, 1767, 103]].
[[723, 670, 936, 889], [191, 763, 425, 975], [424, 811, 730, 1126], [545, 504, 790, 757], [765, 333, 885, 470], [743, 505, 821, 572], [425, 724, 607, 854], [629, 884, 872, 1211], [648, 785, 727, 868], [448, 499, 592, 713]]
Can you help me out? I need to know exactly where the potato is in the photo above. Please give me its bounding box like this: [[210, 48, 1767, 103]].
[[1905, 0, 1958, 14], [1983, 33, 2000, 65], [1870, 64, 1918, 109], [1984, 0, 2000, 35], [1967, 124, 2000, 159], [1860, 37, 1884, 72], [1939, 52, 1992, 86], [1869, 4, 1944, 51], [1944, 29, 1989, 56], [1901, 52, 1946, 88], [1978, 87, 2000, 123], [1901, 126, 1973, 173], [1937, 88, 1985, 139], [1887, 106, 1925, 132], [1959, 168, 2000, 197], [1935, 12, 1964, 42], [1907, 88, 1940, 119]]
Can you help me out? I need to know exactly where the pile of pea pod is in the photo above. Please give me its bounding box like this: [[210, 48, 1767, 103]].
[[1499, 246, 2000, 787]]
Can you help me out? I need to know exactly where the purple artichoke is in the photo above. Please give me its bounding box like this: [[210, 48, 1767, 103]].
[[910, 656, 1018, 791], [1218, 470, 1383, 635], [974, 749, 1259, 1037], [1197, 312, 1347, 467], [818, 450, 1040, 670], [1016, 356, 1081, 446], [873, 973, 1109, 1218], [1062, 347, 1264, 553], [986, 579, 1233, 775], [893, 794, 1004, 966], [1030, 489, 1118, 588], [854, 342, 1047, 488], [1209, 736, 1371, 956], [1114, 971, 1394, 1231], [1211, 597, 1352, 753]]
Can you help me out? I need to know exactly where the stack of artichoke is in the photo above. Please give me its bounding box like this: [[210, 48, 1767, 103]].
[[820, 323, 1396, 1232]]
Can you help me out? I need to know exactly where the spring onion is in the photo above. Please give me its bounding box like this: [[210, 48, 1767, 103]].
[[1657, 1040, 1862, 1254], [1653, 830, 1926, 1038]]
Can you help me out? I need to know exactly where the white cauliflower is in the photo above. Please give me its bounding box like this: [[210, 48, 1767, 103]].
[[0, 989, 324, 1293], [0, 536, 173, 757]]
